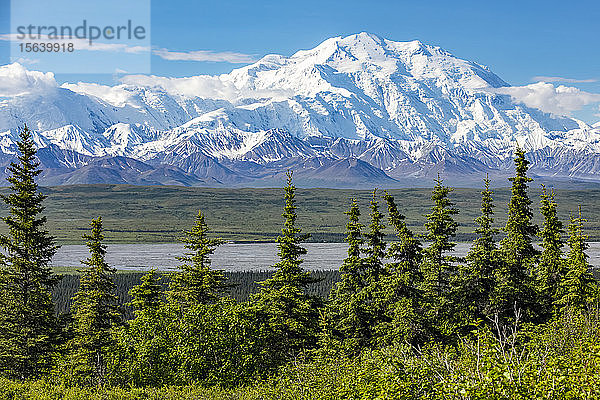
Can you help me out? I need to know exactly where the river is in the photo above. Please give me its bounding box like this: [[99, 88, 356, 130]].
[[51, 242, 600, 271]]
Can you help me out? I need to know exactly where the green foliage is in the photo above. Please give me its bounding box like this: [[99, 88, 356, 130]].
[[537, 185, 565, 317], [501, 146, 539, 260], [0, 125, 60, 379], [320, 198, 370, 355], [555, 208, 598, 312], [363, 190, 387, 283], [455, 177, 500, 333], [374, 191, 425, 346], [168, 210, 226, 308], [1, 147, 600, 397], [0, 378, 259, 399], [67, 217, 121, 385], [252, 171, 321, 367], [420, 176, 460, 339], [354, 191, 390, 348], [495, 146, 538, 322], [129, 269, 163, 313], [166, 299, 265, 386], [4, 308, 600, 399], [112, 298, 263, 388], [109, 269, 168, 386], [110, 302, 173, 387], [337, 198, 365, 292]]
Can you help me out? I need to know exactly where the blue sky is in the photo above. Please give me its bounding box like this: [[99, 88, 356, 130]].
[[1, 0, 599, 122]]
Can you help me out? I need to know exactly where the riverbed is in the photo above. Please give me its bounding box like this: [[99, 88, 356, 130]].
[[51, 242, 600, 271]]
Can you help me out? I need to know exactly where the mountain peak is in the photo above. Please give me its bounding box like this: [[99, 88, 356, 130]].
[[0, 34, 598, 187]]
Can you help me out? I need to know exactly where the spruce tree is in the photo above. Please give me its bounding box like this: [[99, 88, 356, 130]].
[[168, 210, 226, 308], [70, 217, 120, 385], [537, 185, 565, 317], [338, 198, 365, 292], [321, 199, 367, 353], [501, 146, 538, 259], [423, 176, 458, 266], [253, 171, 320, 362], [555, 208, 597, 313], [420, 176, 459, 338], [0, 125, 60, 379], [456, 177, 499, 331], [355, 190, 391, 349], [117, 269, 170, 386], [495, 146, 538, 322], [363, 190, 386, 284], [384, 191, 422, 278], [320, 197, 392, 355], [376, 191, 425, 345], [130, 269, 163, 314]]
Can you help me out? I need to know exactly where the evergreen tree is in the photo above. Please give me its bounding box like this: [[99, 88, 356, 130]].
[[384, 192, 422, 278], [168, 210, 226, 308], [130, 269, 163, 314], [495, 146, 538, 322], [321, 199, 370, 354], [338, 198, 365, 292], [456, 177, 499, 331], [555, 208, 597, 313], [376, 191, 425, 345], [0, 125, 60, 379], [363, 190, 386, 284], [354, 191, 390, 349], [501, 146, 538, 259], [70, 217, 120, 385], [253, 171, 320, 363], [420, 176, 459, 338], [114, 269, 171, 387], [423, 176, 459, 266], [537, 185, 565, 317]]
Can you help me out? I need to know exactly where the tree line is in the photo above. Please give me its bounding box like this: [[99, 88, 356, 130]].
[[0, 126, 597, 388]]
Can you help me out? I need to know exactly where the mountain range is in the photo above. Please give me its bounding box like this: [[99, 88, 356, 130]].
[[1, 32, 600, 188]]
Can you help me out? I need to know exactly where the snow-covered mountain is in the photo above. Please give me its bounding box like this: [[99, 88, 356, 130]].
[[1, 32, 600, 188]]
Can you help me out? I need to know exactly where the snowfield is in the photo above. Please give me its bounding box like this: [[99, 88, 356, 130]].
[[1, 32, 599, 187]]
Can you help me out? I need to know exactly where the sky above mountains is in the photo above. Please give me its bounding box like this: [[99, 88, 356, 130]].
[[0, 0, 599, 123]]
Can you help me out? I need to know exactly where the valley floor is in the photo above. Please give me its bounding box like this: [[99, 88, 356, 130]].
[[1, 184, 600, 244]]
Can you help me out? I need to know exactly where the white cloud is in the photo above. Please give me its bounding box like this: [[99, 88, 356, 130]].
[[152, 48, 256, 63], [10, 57, 40, 65], [61, 81, 135, 107], [1, 34, 257, 64], [0, 63, 58, 97], [488, 82, 600, 116], [120, 74, 239, 99], [0, 62, 289, 103], [532, 76, 597, 84], [119, 74, 292, 102]]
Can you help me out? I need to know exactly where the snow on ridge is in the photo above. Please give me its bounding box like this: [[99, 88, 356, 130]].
[[0, 33, 599, 179]]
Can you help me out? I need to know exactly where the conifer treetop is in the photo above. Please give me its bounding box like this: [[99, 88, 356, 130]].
[[262, 170, 313, 290], [424, 175, 459, 265], [169, 210, 226, 306], [502, 146, 538, 260]]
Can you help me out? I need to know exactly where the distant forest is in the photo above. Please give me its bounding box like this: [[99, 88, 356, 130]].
[[0, 126, 598, 399]]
